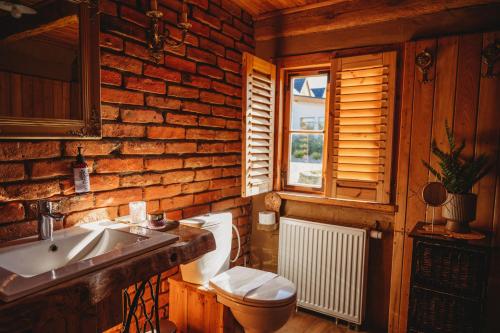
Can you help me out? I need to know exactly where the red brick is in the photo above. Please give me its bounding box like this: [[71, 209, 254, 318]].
[[121, 109, 164, 123], [0, 203, 24, 224], [221, 186, 240, 197], [103, 123, 145, 137], [225, 96, 241, 107], [199, 116, 226, 128], [101, 69, 122, 86], [194, 190, 221, 205], [160, 194, 194, 210], [208, 4, 232, 23], [192, 7, 220, 29], [124, 41, 152, 61], [195, 168, 222, 181], [184, 156, 212, 168], [200, 91, 225, 104], [186, 128, 215, 140], [242, 33, 255, 48], [216, 130, 240, 140], [198, 64, 224, 79], [183, 204, 210, 218], [222, 167, 239, 177], [165, 209, 183, 220], [212, 81, 240, 96], [144, 64, 181, 82], [162, 170, 195, 184], [101, 104, 120, 120], [144, 184, 182, 200], [31, 160, 72, 179], [210, 177, 236, 190], [235, 41, 253, 53], [125, 77, 166, 94], [0, 163, 24, 182], [222, 23, 242, 40], [212, 155, 239, 166], [121, 141, 165, 155], [187, 47, 216, 64], [225, 72, 241, 86], [99, 0, 117, 15], [212, 105, 240, 118], [95, 158, 143, 173], [1, 181, 61, 201], [198, 143, 224, 153], [168, 85, 199, 99], [226, 120, 241, 129], [59, 193, 95, 213], [101, 52, 142, 74], [182, 101, 211, 114], [65, 207, 118, 227], [181, 181, 209, 194], [199, 38, 225, 57], [164, 142, 197, 154], [224, 142, 240, 152], [144, 158, 183, 171], [182, 73, 211, 89], [221, 0, 241, 18], [233, 17, 253, 35], [189, 20, 210, 38], [217, 57, 240, 73], [210, 30, 234, 48], [95, 188, 143, 207], [120, 6, 149, 27], [147, 126, 186, 139], [0, 220, 38, 242], [65, 141, 119, 157], [0, 142, 60, 161], [90, 174, 120, 191], [166, 113, 198, 126], [164, 56, 196, 73], [101, 87, 144, 105], [100, 32, 123, 51], [120, 173, 162, 187], [146, 96, 182, 110], [211, 198, 236, 211]]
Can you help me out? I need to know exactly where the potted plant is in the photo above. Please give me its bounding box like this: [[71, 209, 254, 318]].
[[422, 121, 490, 233]]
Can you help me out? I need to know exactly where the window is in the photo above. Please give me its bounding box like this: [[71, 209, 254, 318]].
[[285, 73, 328, 190], [241, 50, 397, 205]]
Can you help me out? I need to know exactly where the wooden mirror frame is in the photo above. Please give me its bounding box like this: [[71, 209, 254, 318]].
[[0, 4, 101, 139]]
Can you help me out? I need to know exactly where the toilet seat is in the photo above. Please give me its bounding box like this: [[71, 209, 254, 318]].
[[209, 266, 296, 308]]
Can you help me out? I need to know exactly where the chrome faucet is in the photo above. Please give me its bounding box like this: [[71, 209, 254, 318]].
[[37, 200, 64, 241]]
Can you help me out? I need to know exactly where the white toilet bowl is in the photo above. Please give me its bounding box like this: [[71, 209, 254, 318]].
[[179, 213, 296, 333]]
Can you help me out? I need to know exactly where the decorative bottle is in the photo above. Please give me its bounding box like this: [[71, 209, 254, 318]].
[[73, 147, 90, 193]]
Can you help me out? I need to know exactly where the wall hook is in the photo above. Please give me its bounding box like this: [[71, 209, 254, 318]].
[[416, 49, 434, 84], [481, 39, 500, 78]]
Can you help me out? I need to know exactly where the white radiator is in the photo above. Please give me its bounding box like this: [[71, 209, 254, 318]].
[[278, 217, 369, 325]]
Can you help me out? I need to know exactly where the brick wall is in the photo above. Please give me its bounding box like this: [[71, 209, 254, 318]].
[[0, 0, 253, 327]]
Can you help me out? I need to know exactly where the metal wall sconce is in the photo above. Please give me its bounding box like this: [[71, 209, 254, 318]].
[[415, 49, 434, 84], [147, 0, 191, 63], [481, 39, 500, 78]]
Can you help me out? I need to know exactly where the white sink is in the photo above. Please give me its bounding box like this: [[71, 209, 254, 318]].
[[0, 221, 179, 301]]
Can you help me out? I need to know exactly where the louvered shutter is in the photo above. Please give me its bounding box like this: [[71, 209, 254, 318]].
[[241, 52, 276, 197], [330, 51, 396, 203]]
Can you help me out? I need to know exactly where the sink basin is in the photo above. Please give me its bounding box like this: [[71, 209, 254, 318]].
[[0, 221, 179, 302]]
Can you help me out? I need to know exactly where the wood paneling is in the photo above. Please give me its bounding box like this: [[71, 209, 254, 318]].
[[389, 30, 500, 333], [228, 0, 343, 18], [0, 71, 76, 119]]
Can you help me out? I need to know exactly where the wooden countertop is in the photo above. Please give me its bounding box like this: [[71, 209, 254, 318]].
[[0, 225, 215, 333]]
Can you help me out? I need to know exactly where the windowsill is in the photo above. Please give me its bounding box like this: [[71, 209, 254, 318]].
[[277, 191, 397, 213]]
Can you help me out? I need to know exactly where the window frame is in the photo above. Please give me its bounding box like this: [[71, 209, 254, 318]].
[[282, 68, 331, 194], [274, 47, 399, 207]]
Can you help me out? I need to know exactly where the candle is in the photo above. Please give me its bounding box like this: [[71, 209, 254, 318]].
[[150, 0, 158, 11], [181, 2, 188, 24]]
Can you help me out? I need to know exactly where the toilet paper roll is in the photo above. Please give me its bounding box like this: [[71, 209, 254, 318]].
[[370, 230, 383, 239], [259, 211, 276, 225]]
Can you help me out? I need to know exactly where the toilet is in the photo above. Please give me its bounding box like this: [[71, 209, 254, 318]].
[[179, 212, 296, 333]]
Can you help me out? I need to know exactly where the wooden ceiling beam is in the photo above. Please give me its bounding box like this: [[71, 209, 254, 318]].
[[255, 0, 500, 41]]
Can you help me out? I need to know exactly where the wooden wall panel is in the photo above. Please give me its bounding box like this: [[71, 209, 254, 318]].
[[390, 30, 500, 333]]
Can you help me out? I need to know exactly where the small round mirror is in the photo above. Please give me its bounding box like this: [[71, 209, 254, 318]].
[[421, 182, 447, 207]]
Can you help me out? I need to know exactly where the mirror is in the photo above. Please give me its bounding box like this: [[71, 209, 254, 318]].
[[0, 1, 100, 139]]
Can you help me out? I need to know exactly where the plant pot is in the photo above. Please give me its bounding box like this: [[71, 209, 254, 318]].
[[442, 193, 477, 233]]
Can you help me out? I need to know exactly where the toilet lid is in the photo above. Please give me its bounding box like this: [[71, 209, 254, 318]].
[[209, 266, 296, 307]]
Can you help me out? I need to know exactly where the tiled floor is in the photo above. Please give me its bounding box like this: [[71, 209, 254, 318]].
[[277, 310, 369, 333]]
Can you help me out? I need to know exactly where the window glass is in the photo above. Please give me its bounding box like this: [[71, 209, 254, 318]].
[[287, 75, 327, 188]]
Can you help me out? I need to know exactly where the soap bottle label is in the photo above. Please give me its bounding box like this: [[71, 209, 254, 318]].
[[74, 167, 90, 193]]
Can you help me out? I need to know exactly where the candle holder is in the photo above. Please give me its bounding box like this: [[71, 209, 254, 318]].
[[147, 0, 192, 63]]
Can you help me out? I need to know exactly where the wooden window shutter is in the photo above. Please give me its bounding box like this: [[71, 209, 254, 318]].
[[241, 52, 276, 197], [330, 51, 397, 203]]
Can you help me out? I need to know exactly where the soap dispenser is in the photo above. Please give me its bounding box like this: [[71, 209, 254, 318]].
[[73, 147, 90, 193]]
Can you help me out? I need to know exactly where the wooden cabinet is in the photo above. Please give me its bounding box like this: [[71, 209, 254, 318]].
[[408, 223, 492, 333]]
